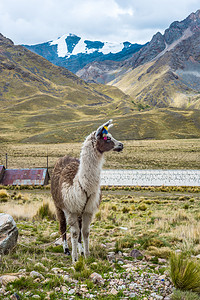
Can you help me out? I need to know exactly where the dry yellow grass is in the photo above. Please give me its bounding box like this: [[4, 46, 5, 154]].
[[0, 194, 55, 220], [1, 139, 199, 174]]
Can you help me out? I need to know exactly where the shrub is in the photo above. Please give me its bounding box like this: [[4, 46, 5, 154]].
[[35, 202, 55, 220], [111, 205, 117, 211], [16, 192, 22, 199], [122, 207, 130, 213], [74, 256, 85, 272], [170, 252, 200, 293], [95, 211, 101, 221], [183, 203, 189, 210], [0, 189, 9, 201], [138, 203, 148, 211], [147, 246, 171, 259], [130, 204, 136, 211], [73, 256, 92, 280], [90, 243, 108, 260], [115, 235, 135, 252]]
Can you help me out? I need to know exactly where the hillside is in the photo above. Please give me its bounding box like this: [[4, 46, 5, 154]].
[[0, 33, 200, 143], [109, 13, 200, 109], [79, 10, 200, 110], [0, 33, 137, 143]]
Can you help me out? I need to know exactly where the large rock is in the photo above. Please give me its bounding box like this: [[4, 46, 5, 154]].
[[0, 213, 18, 254]]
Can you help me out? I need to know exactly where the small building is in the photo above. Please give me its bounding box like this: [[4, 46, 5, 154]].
[[0, 166, 49, 186]]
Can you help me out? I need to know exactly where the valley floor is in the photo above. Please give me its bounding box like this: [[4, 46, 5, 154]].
[[1, 139, 200, 175]]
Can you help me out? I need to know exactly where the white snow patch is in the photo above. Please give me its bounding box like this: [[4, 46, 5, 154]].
[[49, 33, 125, 58], [50, 34, 69, 57], [72, 37, 87, 55], [101, 42, 124, 54]]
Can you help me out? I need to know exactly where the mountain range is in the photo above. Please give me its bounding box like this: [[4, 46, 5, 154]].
[[24, 35, 144, 74], [0, 10, 200, 143], [23, 9, 200, 110]]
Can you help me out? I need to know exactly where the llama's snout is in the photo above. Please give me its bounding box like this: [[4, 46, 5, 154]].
[[113, 142, 123, 152]]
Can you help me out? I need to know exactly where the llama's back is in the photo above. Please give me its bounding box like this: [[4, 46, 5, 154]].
[[51, 156, 80, 208]]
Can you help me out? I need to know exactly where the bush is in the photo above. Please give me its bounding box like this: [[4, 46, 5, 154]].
[[122, 207, 130, 213], [138, 203, 148, 211], [95, 211, 101, 221], [35, 202, 55, 220], [170, 252, 200, 293], [0, 189, 9, 201]]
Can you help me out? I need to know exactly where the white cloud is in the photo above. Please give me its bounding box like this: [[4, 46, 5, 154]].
[[0, 0, 199, 45]]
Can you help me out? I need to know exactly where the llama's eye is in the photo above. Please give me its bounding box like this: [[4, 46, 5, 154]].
[[107, 137, 111, 142]]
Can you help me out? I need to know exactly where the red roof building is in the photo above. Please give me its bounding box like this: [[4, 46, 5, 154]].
[[0, 166, 49, 186]]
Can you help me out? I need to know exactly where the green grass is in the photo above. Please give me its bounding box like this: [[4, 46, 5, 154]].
[[171, 289, 200, 300], [170, 252, 200, 293]]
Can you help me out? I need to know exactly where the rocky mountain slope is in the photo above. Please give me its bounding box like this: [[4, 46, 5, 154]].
[[23, 34, 144, 74], [80, 10, 200, 109]]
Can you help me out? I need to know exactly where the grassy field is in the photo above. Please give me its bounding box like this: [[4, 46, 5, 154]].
[[1, 187, 200, 299], [0, 138, 200, 299], [0, 139, 200, 176]]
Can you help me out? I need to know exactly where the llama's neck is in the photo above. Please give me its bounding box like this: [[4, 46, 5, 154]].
[[77, 133, 103, 193]]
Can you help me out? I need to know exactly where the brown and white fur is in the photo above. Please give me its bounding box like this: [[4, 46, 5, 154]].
[[51, 120, 123, 262]]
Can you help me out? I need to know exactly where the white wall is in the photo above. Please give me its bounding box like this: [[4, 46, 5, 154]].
[[101, 170, 200, 186]]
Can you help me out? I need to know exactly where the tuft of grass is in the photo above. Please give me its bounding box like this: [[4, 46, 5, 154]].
[[74, 256, 85, 272], [73, 256, 92, 280], [147, 246, 171, 259], [122, 206, 130, 213], [171, 289, 200, 300], [35, 202, 55, 220], [138, 203, 148, 211], [170, 252, 200, 293], [115, 235, 136, 252], [0, 189, 9, 201]]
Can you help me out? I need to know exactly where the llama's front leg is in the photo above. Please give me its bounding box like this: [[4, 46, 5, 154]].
[[82, 212, 93, 258], [78, 217, 84, 256], [68, 213, 79, 263]]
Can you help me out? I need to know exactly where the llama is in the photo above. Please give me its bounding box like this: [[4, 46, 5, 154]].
[[51, 120, 123, 262]]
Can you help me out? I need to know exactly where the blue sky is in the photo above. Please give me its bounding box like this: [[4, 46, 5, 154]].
[[0, 0, 199, 45]]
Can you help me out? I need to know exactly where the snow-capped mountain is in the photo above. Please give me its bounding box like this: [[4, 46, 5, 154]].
[[49, 33, 127, 58], [23, 34, 144, 73]]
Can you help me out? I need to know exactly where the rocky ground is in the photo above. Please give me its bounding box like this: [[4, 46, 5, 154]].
[[0, 247, 173, 300]]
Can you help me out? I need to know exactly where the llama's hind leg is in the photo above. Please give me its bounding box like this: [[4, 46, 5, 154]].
[[56, 207, 70, 255], [82, 212, 93, 258], [78, 216, 84, 256]]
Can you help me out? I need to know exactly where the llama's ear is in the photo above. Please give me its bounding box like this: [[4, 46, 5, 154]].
[[95, 119, 113, 138]]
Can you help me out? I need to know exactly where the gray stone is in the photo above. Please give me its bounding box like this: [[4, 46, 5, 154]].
[[90, 272, 104, 284], [68, 289, 75, 295], [10, 293, 20, 300], [0, 213, 18, 254], [30, 271, 44, 279], [130, 249, 143, 259]]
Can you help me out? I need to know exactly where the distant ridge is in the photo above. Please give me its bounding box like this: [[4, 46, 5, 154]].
[[23, 34, 144, 74]]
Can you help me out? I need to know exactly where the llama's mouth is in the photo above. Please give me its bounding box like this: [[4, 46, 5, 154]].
[[113, 143, 123, 152]]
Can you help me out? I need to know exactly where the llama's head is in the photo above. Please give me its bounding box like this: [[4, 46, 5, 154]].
[[95, 119, 123, 153]]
